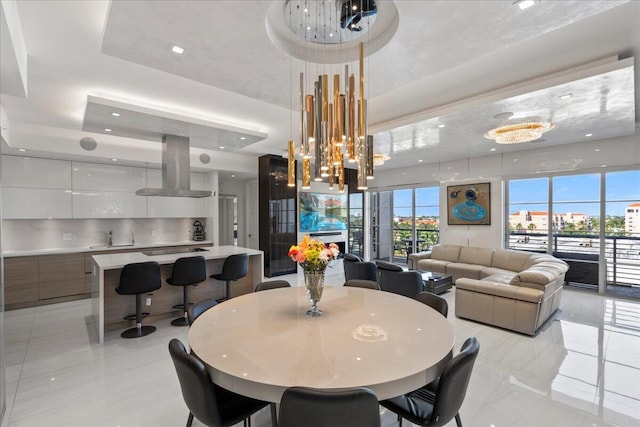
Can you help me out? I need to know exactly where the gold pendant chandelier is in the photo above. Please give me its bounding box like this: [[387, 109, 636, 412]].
[[286, 1, 376, 191]]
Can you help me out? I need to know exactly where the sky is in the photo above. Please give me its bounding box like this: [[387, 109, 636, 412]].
[[388, 170, 640, 217]]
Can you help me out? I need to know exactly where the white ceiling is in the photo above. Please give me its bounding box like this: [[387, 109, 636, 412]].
[[1, 0, 638, 174]]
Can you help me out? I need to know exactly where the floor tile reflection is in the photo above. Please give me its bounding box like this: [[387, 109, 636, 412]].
[[2, 278, 639, 427]]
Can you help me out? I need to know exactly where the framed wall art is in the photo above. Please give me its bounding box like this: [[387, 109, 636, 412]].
[[447, 182, 491, 225]]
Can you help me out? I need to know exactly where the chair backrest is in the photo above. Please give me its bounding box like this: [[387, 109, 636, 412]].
[[187, 299, 218, 325], [344, 279, 380, 290], [376, 261, 424, 298], [278, 387, 381, 427], [254, 280, 291, 292], [343, 253, 363, 262], [116, 261, 162, 295], [168, 338, 221, 426], [430, 337, 480, 426], [344, 255, 377, 282], [219, 253, 249, 281], [415, 291, 448, 317], [169, 256, 207, 286]]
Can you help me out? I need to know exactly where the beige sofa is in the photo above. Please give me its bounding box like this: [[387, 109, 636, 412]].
[[408, 245, 568, 335]]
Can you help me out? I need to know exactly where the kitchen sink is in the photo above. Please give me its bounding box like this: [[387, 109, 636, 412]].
[[142, 247, 209, 256]]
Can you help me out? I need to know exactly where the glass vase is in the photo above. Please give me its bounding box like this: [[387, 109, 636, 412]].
[[304, 271, 325, 317]]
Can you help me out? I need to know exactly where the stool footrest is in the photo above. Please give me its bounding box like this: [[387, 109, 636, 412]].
[[124, 312, 149, 321]]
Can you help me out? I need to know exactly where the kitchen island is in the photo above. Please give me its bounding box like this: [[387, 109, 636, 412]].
[[90, 245, 264, 343]]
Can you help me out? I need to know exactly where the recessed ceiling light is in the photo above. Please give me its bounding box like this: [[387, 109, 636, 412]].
[[104, 128, 112, 132], [559, 94, 572, 100], [231, 174, 236, 178], [601, 164, 607, 168], [239, 136, 246, 140], [171, 45, 184, 54], [303, 7, 308, 12], [352, 4, 358, 10], [329, 33, 334, 37], [418, 159, 423, 163], [307, 26, 311, 31], [18, 148, 27, 152], [437, 124, 445, 128], [111, 112, 120, 117], [585, 133, 593, 137], [111, 158, 118, 162], [490, 148, 497, 152], [594, 148, 600, 152], [517, 0, 535, 10], [219, 146, 225, 149]]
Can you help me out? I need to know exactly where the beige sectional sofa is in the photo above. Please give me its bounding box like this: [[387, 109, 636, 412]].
[[408, 245, 568, 335]]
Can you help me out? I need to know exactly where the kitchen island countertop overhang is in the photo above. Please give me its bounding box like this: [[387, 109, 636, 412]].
[[91, 245, 264, 343]]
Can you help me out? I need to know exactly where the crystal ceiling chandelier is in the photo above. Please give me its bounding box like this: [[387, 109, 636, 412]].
[[285, 0, 379, 191], [484, 116, 555, 144]]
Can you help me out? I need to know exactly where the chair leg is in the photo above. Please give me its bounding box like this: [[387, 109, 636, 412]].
[[270, 402, 278, 427], [226, 280, 231, 300], [455, 413, 462, 427], [186, 412, 194, 427]]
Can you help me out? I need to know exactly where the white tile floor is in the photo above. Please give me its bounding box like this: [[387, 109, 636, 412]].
[[2, 272, 640, 427]]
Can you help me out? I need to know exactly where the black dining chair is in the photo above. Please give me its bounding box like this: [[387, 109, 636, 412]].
[[415, 291, 448, 317], [343, 253, 378, 282], [278, 386, 381, 427], [187, 298, 218, 326], [254, 280, 291, 292], [168, 338, 272, 427], [376, 260, 425, 298], [115, 261, 161, 338], [166, 256, 207, 326], [210, 253, 248, 302], [380, 337, 480, 427], [344, 279, 380, 290]]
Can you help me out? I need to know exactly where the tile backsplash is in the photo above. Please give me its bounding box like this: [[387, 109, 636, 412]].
[[1, 218, 207, 251]]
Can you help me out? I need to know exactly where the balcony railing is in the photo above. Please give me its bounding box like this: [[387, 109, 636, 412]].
[[508, 232, 640, 287], [392, 228, 440, 264]]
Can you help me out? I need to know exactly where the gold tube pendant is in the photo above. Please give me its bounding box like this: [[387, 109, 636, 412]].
[[338, 157, 345, 193], [302, 157, 311, 189], [288, 140, 296, 187]]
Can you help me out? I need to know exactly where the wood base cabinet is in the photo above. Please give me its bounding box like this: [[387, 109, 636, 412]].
[[4, 257, 39, 305]]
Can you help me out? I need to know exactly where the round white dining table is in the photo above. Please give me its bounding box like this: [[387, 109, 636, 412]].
[[188, 286, 455, 403]]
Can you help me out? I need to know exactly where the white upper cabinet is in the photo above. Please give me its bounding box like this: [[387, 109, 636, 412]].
[[72, 191, 147, 218], [2, 188, 72, 219], [72, 162, 146, 191], [2, 156, 71, 189]]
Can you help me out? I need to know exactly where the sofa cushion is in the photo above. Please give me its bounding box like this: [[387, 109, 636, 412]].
[[446, 263, 484, 281], [480, 267, 514, 279], [432, 245, 463, 262], [416, 259, 450, 274], [491, 249, 533, 272], [481, 272, 516, 285], [456, 278, 543, 303], [459, 247, 494, 267]]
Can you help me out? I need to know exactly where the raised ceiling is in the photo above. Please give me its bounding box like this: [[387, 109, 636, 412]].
[[0, 0, 638, 173]]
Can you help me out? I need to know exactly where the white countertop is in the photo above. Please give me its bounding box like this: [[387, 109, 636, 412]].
[[2, 240, 213, 257], [189, 286, 454, 403], [92, 245, 262, 270]]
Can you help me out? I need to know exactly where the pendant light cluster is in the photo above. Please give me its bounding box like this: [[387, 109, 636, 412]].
[[287, 41, 373, 191]]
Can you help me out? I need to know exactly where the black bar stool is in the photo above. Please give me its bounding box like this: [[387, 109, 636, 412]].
[[210, 253, 248, 302], [167, 256, 207, 327], [115, 261, 162, 338]]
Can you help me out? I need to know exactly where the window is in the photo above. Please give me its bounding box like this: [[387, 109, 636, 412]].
[[506, 177, 549, 250], [371, 186, 439, 263]]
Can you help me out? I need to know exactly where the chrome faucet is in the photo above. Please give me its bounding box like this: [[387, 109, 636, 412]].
[[130, 230, 135, 245], [108, 230, 113, 246]]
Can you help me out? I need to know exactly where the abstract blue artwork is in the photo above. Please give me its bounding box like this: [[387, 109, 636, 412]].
[[447, 183, 491, 225]]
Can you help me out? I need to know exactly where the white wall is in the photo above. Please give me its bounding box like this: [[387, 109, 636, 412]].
[[369, 134, 640, 249]]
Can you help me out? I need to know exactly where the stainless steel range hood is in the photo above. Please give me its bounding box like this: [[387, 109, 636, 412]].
[[136, 134, 212, 198]]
